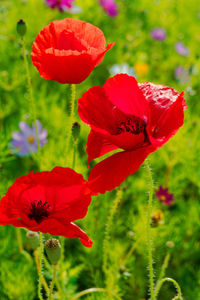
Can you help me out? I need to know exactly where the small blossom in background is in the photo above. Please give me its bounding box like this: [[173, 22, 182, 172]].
[[134, 62, 149, 77], [45, 0, 73, 12], [175, 42, 190, 56], [109, 63, 136, 76], [174, 66, 190, 83], [151, 210, 164, 227], [150, 28, 166, 41], [11, 120, 48, 156], [68, 4, 82, 14], [99, 0, 118, 17], [156, 186, 175, 206]]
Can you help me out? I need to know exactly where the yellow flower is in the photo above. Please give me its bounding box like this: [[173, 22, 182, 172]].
[[134, 62, 149, 77]]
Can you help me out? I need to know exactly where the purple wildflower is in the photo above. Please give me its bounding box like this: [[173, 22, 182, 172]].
[[175, 42, 189, 56], [156, 186, 175, 206], [150, 28, 166, 41], [45, 0, 73, 12], [99, 0, 118, 17], [174, 66, 190, 83], [11, 121, 48, 156]]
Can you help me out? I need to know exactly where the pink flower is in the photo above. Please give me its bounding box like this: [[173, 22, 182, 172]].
[[156, 186, 175, 206], [45, 0, 73, 12]]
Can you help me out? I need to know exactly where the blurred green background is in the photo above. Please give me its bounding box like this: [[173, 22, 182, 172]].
[[0, 0, 200, 299]]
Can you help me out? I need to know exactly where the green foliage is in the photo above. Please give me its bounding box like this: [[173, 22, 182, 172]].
[[0, 0, 200, 299]]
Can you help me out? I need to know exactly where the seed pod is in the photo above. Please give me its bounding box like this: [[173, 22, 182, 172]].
[[26, 231, 40, 249], [17, 19, 27, 37], [45, 238, 61, 265]]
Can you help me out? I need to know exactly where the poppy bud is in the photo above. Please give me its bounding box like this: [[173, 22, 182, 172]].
[[17, 19, 27, 37], [45, 238, 61, 265], [72, 122, 81, 141], [26, 231, 40, 249]]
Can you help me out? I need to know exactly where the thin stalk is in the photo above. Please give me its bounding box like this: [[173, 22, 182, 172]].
[[38, 232, 44, 300], [21, 37, 41, 156], [72, 288, 122, 300], [16, 228, 23, 253], [72, 140, 77, 169], [103, 189, 122, 274], [155, 252, 170, 290], [34, 250, 49, 295], [48, 264, 57, 300], [65, 84, 76, 164], [153, 277, 183, 300], [144, 160, 154, 300], [120, 234, 143, 265]]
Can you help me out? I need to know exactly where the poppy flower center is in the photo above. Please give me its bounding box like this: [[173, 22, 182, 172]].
[[28, 200, 50, 224], [116, 116, 145, 135]]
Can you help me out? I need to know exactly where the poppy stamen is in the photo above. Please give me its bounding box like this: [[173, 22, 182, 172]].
[[28, 200, 50, 224], [116, 116, 145, 135]]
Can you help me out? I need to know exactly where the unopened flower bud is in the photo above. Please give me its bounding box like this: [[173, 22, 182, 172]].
[[26, 231, 40, 249], [72, 122, 80, 140], [45, 238, 61, 265], [17, 19, 27, 37]]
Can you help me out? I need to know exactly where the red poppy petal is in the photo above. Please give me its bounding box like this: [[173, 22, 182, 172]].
[[78, 86, 117, 133], [39, 219, 93, 247], [139, 82, 187, 127], [148, 92, 185, 148], [103, 74, 148, 119], [32, 49, 94, 84], [87, 130, 118, 165], [88, 146, 153, 194]]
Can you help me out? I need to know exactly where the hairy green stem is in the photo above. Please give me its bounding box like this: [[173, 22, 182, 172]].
[[155, 252, 170, 289], [103, 189, 122, 275], [153, 277, 183, 300], [48, 264, 57, 300], [65, 84, 76, 164], [144, 160, 154, 300], [72, 141, 77, 169], [38, 232, 44, 300], [21, 37, 41, 157], [16, 228, 23, 253], [72, 288, 122, 300]]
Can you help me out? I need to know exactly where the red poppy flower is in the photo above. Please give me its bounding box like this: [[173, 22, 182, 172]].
[[31, 18, 115, 84], [0, 167, 93, 247], [78, 74, 186, 194]]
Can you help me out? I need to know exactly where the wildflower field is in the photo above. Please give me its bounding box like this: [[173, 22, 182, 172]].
[[0, 0, 200, 299]]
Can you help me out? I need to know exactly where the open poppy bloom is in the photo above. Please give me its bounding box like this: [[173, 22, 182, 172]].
[[31, 18, 115, 84], [78, 74, 186, 194], [0, 167, 93, 247]]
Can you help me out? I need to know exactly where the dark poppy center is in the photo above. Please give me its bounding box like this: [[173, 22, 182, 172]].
[[116, 116, 145, 135], [28, 200, 50, 224]]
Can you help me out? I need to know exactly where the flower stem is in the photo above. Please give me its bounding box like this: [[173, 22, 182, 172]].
[[144, 160, 154, 300], [34, 250, 49, 295], [38, 232, 44, 300], [72, 141, 77, 169], [72, 288, 122, 300], [65, 84, 76, 165], [103, 189, 122, 275], [48, 264, 57, 300], [16, 228, 23, 253], [21, 37, 41, 156], [155, 252, 170, 289], [153, 277, 183, 300]]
